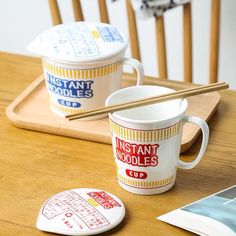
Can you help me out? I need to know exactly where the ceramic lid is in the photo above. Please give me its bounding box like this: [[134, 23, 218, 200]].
[[36, 188, 125, 235], [27, 22, 128, 63]]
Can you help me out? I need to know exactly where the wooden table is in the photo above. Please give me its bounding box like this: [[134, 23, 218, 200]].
[[0, 52, 236, 236]]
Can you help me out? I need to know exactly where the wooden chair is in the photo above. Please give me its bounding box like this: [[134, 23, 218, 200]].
[[48, 0, 220, 84]]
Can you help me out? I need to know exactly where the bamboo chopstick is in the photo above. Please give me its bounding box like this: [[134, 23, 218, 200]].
[[66, 82, 229, 121]]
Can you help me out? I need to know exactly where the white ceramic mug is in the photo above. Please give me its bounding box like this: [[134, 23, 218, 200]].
[[105, 86, 209, 195], [42, 57, 143, 119], [28, 22, 144, 119]]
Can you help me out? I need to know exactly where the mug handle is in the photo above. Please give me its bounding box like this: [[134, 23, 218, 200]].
[[177, 115, 209, 170], [120, 58, 144, 85]]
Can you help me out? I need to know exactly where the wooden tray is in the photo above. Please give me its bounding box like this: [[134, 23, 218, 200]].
[[6, 74, 221, 153]]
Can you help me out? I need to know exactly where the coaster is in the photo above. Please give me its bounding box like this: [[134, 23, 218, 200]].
[[36, 188, 125, 235]]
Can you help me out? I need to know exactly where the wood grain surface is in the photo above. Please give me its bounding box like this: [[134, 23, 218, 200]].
[[0, 52, 236, 236]]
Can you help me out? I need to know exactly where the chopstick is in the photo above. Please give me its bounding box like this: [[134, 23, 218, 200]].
[[66, 82, 229, 121]]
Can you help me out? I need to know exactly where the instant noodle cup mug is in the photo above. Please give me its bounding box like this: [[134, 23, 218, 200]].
[[105, 86, 209, 195], [28, 22, 144, 119]]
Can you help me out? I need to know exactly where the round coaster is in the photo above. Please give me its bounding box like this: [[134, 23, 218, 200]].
[[36, 188, 125, 235]]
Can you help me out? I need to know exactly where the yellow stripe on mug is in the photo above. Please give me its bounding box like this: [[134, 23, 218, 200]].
[[117, 173, 175, 189], [44, 60, 119, 79], [109, 120, 181, 142], [51, 103, 86, 115]]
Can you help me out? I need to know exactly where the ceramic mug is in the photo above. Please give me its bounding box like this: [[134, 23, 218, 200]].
[[42, 57, 143, 119], [105, 86, 209, 195], [28, 22, 144, 119]]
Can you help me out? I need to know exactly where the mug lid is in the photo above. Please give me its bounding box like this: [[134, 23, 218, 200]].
[[36, 188, 125, 235], [27, 22, 128, 63]]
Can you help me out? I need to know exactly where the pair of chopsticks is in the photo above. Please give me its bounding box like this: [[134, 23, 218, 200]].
[[66, 82, 229, 121]]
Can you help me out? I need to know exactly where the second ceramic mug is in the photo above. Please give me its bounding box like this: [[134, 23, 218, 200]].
[[106, 86, 209, 195], [42, 56, 143, 119], [28, 22, 144, 119]]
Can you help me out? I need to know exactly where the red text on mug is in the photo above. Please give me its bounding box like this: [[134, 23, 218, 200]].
[[116, 137, 159, 167]]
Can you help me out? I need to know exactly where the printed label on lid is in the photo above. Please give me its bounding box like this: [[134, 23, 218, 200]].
[[97, 26, 124, 43], [87, 191, 122, 209], [61, 23, 100, 57], [41, 190, 110, 229], [37, 23, 100, 58], [27, 22, 128, 63], [36, 188, 125, 235]]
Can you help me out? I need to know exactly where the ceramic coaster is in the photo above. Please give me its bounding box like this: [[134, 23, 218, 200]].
[[36, 188, 125, 235]]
